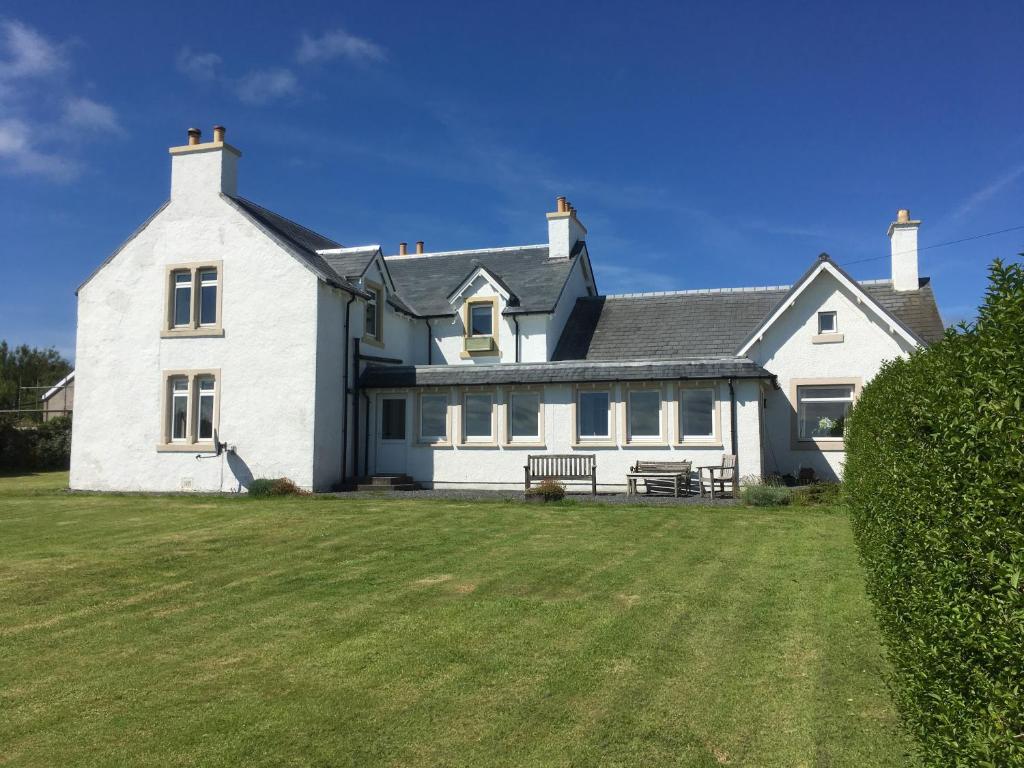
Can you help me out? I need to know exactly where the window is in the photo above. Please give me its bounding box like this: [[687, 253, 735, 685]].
[[164, 262, 223, 335], [381, 398, 406, 440], [173, 272, 192, 327], [578, 391, 610, 439], [418, 393, 449, 442], [628, 390, 661, 440], [196, 376, 215, 440], [508, 392, 541, 442], [161, 370, 219, 449], [797, 384, 854, 440], [463, 393, 495, 442], [170, 377, 189, 441], [818, 311, 837, 334], [364, 284, 382, 341], [469, 303, 493, 336], [199, 269, 218, 326], [680, 388, 716, 440]]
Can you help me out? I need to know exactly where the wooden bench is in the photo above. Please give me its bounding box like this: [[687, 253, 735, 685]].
[[525, 454, 597, 495], [626, 460, 693, 497]]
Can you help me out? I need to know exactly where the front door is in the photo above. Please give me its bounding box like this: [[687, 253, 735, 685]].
[[375, 396, 408, 475]]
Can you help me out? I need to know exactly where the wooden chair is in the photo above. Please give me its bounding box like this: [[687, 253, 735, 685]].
[[525, 454, 597, 495], [698, 455, 737, 498], [626, 460, 692, 497]]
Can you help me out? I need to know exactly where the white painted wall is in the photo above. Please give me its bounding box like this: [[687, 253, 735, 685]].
[[545, 256, 590, 360], [71, 188, 327, 492], [748, 271, 916, 480], [433, 275, 518, 365], [366, 380, 754, 492]]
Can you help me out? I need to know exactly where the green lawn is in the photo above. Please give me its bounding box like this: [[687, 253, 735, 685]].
[[0, 472, 916, 767]]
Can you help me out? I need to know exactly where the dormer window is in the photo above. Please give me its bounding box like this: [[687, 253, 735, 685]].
[[469, 302, 493, 336], [462, 297, 498, 357], [163, 261, 223, 338], [818, 311, 837, 334]]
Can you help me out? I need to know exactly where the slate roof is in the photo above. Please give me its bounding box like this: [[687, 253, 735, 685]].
[[384, 246, 579, 317], [320, 248, 379, 281], [361, 358, 772, 389], [226, 196, 368, 296], [553, 276, 944, 361]]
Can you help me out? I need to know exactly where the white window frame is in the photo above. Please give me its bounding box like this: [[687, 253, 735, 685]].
[[195, 375, 216, 441], [817, 311, 837, 334], [461, 390, 496, 445], [677, 383, 721, 446], [172, 272, 192, 329], [790, 378, 861, 452], [504, 389, 544, 446], [158, 369, 221, 451], [417, 391, 450, 445], [625, 387, 664, 444], [170, 376, 189, 442], [574, 385, 615, 445], [198, 268, 219, 327], [162, 261, 224, 338]]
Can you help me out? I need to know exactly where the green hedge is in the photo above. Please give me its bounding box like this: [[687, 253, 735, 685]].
[[0, 416, 72, 472], [844, 260, 1024, 766]]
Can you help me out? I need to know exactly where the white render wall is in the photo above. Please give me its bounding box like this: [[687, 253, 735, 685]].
[[70, 194, 326, 492], [749, 271, 916, 480], [545, 257, 589, 359], [366, 380, 760, 491]]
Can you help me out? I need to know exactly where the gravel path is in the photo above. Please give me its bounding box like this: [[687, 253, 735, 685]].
[[326, 488, 739, 506]]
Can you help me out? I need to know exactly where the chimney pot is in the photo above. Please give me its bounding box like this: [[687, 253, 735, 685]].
[[213, 125, 226, 143], [399, 242, 407, 255], [897, 208, 910, 223], [556, 196, 567, 213], [415, 241, 424, 254], [187, 127, 201, 145]]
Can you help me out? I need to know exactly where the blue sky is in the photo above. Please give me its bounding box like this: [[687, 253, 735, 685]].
[[2, 1, 1022, 359]]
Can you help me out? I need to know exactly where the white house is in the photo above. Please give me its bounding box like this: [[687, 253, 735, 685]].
[[69, 127, 943, 492]]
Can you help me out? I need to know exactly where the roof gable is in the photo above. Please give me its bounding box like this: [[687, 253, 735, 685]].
[[446, 262, 518, 305]]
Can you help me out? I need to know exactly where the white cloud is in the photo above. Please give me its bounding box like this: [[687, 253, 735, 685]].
[[0, 118, 79, 180], [63, 96, 120, 133], [176, 46, 222, 81], [296, 28, 385, 65], [951, 163, 1024, 221], [235, 68, 298, 105], [0, 19, 65, 80]]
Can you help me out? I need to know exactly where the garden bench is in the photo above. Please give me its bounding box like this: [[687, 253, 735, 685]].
[[524, 454, 597, 495], [698, 454, 738, 498], [626, 460, 693, 497]]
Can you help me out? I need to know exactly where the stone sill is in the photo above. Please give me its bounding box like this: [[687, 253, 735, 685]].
[[812, 333, 844, 344]]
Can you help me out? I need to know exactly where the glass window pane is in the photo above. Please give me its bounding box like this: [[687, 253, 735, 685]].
[[200, 284, 217, 325], [797, 386, 853, 439], [464, 394, 493, 438], [197, 394, 214, 440], [818, 312, 836, 333], [510, 393, 540, 439], [801, 386, 854, 401], [382, 399, 406, 440], [171, 392, 188, 441], [629, 390, 661, 438], [172, 378, 189, 392], [174, 284, 191, 326], [198, 377, 215, 391], [420, 395, 447, 439], [365, 297, 378, 338], [199, 268, 217, 283], [175, 272, 191, 284], [682, 389, 715, 438], [578, 392, 609, 438], [469, 304, 493, 336]]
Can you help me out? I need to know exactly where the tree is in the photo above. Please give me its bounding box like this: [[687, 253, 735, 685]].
[[0, 341, 73, 414]]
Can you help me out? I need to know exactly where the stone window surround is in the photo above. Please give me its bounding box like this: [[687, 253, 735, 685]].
[[458, 386, 499, 447], [676, 381, 724, 448], [621, 384, 668, 446], [460, 295, 500, 359], [415, 388, 452, 446], [502, 387, 546, 448], [571, 383, 617, 448], [161, 261, 224, 338], [789, 377, 862, 452], [156, 368, 221, 452]]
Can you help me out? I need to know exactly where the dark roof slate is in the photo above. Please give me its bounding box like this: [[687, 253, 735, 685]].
[[321, 249, 378, 281], [361, 358, 772, 388], [553, 277, 944, 361], [385, 246, 576, 317]]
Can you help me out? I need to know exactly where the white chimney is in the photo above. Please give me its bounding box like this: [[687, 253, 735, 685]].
[[888, 208, 921, 291], [169, 125, 240, 204], [546, 195, 587, 260]]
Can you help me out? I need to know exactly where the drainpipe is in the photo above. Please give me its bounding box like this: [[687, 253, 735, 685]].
[[513, 315, 521, 362], [728, 377, 739, 461], [351, 338, 361, 479], [340, 293, 356, 486], [426, 319, 432, 365]]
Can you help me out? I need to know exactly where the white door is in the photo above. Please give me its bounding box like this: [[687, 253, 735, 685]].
[[375, 396, 408, 475]]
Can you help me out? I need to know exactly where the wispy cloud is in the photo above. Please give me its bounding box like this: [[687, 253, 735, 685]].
[[175, 46, 222, 81], [0, 19, 118, 181], [296, 28, 385, 65], [951, 162, 1024, 221], [235, 68, 298, 105]]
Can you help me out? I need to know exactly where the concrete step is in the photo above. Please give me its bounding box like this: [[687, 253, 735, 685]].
[[355, 482, 421, 492]]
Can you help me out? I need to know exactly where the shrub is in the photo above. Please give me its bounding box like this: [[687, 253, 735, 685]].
[[248, 477, 308, 497], [0, 415, 72, 472], [525, 478, 566, 502], [791, 481, 841, 507], [845, 260, 1024, 766], [740, 479, 791, 507]]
